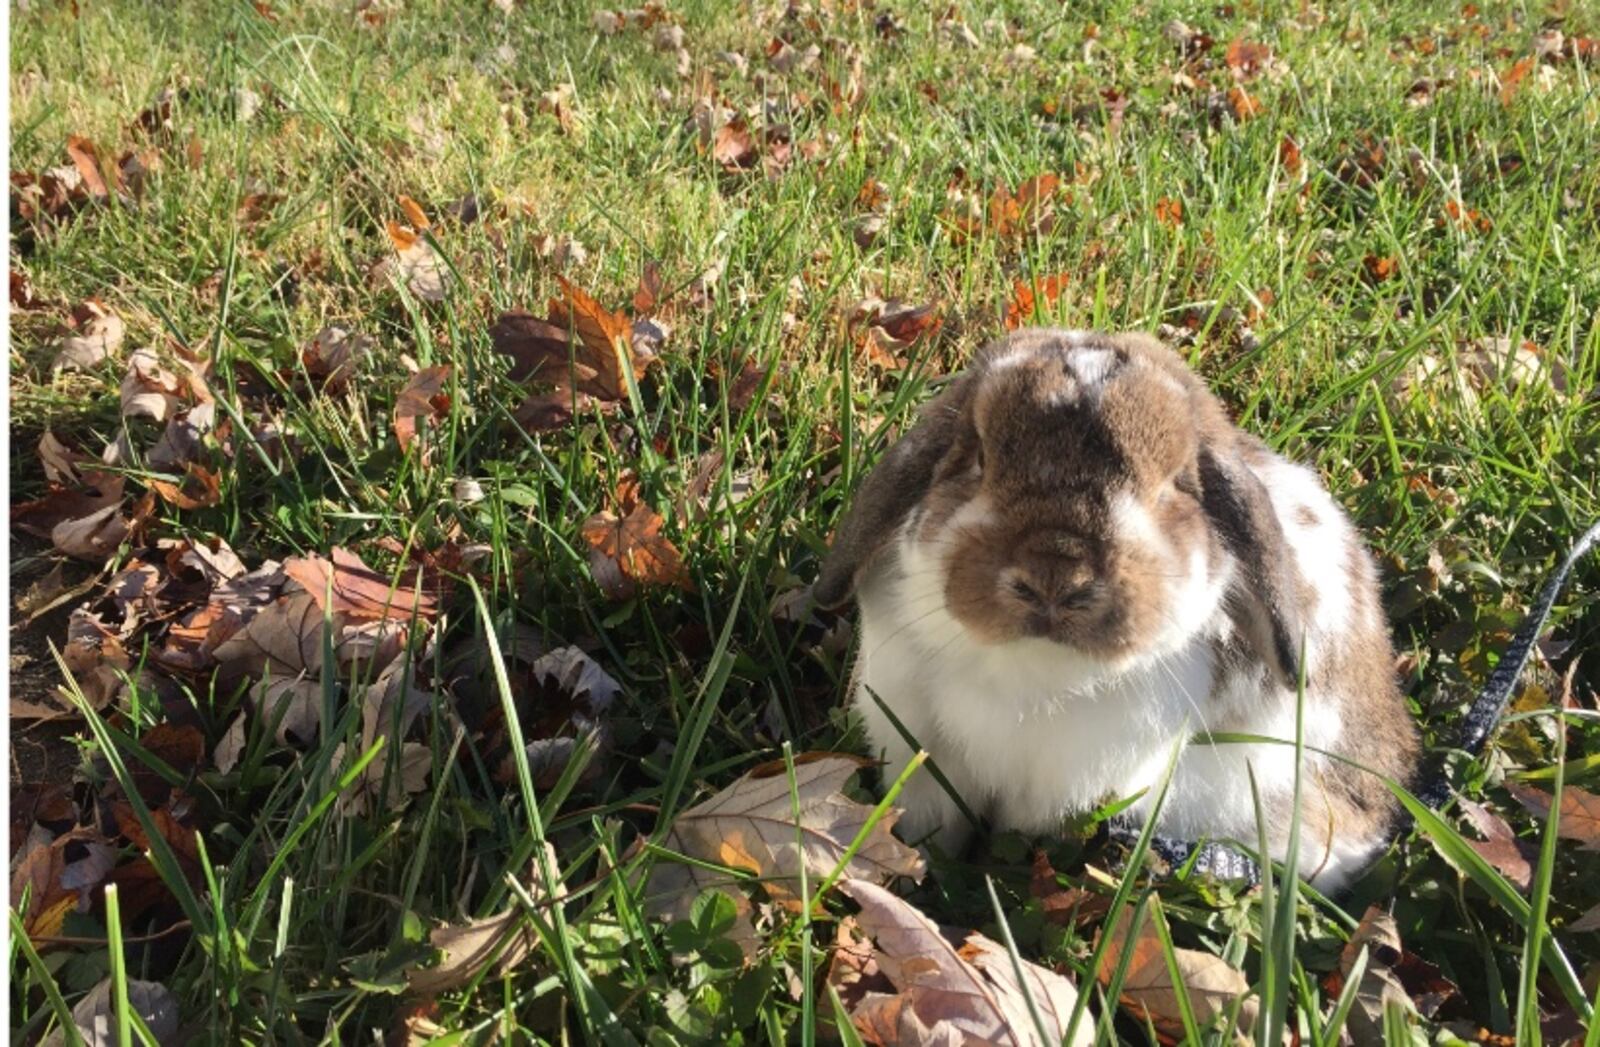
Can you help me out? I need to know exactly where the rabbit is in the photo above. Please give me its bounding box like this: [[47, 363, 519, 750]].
[[815, 328, 1420, 888]]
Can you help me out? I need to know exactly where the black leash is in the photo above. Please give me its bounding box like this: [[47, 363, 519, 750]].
[[1106, 519, 1600, 884]]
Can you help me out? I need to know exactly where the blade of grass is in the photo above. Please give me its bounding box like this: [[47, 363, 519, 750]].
[[12, 910, 84, 1047], [104, 884, 132, 1047], [984, 874, 1057, 1047]]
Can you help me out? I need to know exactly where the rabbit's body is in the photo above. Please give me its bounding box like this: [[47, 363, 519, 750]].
[[820, 330, 1417, 888]]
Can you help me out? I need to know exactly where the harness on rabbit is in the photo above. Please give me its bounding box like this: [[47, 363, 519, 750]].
[[1105, 518, 1600, 886]]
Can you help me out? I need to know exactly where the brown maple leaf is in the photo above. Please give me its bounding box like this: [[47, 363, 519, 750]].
[[393, 365, 452, 455], [580, 487, 694, 599]]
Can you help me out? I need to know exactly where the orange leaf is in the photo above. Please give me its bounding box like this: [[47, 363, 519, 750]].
[[393, 365, 452, 454], [398, 194, 431, 230], [580, 495, 693, 598], [1279, 134, 1303, 174], [66, 135, 114, 199], [148, 464, 222, 510], [550, 276, 641, 400], [283, 546, 440, 623], [1499, 57, 1535, 105], [1224, 38, 1272, 79], [1005, 273, 1070, 330], [1226, 86, 1263, 120], [385, 220, 420, 251], [1363, 254, 1399, 282], [1154, 196, 1184, 227]]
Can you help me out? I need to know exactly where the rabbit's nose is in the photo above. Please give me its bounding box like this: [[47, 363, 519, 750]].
[[1007, 572, 1093, 617]]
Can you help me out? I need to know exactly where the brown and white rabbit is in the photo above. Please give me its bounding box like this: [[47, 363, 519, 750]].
[[815, 328, 1420, 888]]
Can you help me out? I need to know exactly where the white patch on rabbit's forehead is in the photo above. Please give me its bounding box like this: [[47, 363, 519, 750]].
[[989, 330, 1098, 372], [1064, 347, 1117, 388], [1110, 491, 1167, 553]]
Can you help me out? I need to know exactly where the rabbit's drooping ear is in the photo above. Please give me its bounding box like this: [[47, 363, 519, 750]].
[[814, 377, 972, 609], [1197, 446, 1306, 690]]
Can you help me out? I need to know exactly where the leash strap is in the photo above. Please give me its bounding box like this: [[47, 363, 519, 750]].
[[1108, 519, 1600, 884]]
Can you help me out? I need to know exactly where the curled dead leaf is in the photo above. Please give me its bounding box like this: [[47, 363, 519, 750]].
[[52, 300, 125, 372], [843, 878, 1090, 1046], [393, 365, 452, 456], [147, 463, 222, 510], [643, 755, 924, 958], [1097, 904, 1255, 1038]]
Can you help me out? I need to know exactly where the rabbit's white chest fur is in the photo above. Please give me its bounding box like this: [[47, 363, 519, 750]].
[[851, 477, 1371, 885]]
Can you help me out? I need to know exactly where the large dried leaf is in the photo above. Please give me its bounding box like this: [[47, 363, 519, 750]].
[[843, 878, 1090, 1047], [1334, 906, 1417, 1039], [14, 472, 134, 562], [38, 430, 88, 485], [12, 827, 117, 939], [644, 754, 924, 954], [1096, 905, 1255, 1038], [1458, 797, 1535, 891], [283, 546, 440, 624], [580, 490, 694, 599], [406, 842, 564, 994], [212, 590, 329, 744], [393, 365, 452, 455], [52, 300, 125, 371], [492, 278, 657, 405], [39, 977, 180, 1047], [1505, 782, 1600, 850], [13, 473, 125, 539], [66, 135, 115, 200], [120, 348, 187, 422], [384, 221, 449, 301], [303, 325, 374, 392]]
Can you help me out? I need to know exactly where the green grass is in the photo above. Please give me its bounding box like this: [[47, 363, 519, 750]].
[[9, 0, 1600, 1043]]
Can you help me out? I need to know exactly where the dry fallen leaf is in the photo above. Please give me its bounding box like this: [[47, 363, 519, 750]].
[[212, 590, 329, 745], [66, 135, 115, 201], [148, 463, 222, 510], [492, 276, 659, 429], [393, 365, 452, 456], [1029, 851, 1112, 929], [1458, 797, 1535, 890], [644, 754, 924, 957], [580, 482, 694, 599], [120, 348, 188, 422], [1224, 39, 1273, 80], [283, 546, 441, 624], [406, 841, 564, 994], [384, 221, 449, 301], [13, 472, 135, 562], [1097, 904, 1255, 1039], [11, 827, 118, 939], [214, 714, 248, 775], [843, 878, 1091, 1047], [1005, 274, 1071, 330], [1331, 906, 1417, 1038], [1504, 782, 1600, 850], [713, 117, 759, 169], [302, 325, 374, 392], [52, 300, 125, 372], [39, 977, 180, 1047]]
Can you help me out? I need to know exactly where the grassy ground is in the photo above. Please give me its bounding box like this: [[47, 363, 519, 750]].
[[8, 0, 1600, 1042]]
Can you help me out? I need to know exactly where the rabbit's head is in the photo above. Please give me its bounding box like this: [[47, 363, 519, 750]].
[[817, 329, 1306, 687]]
